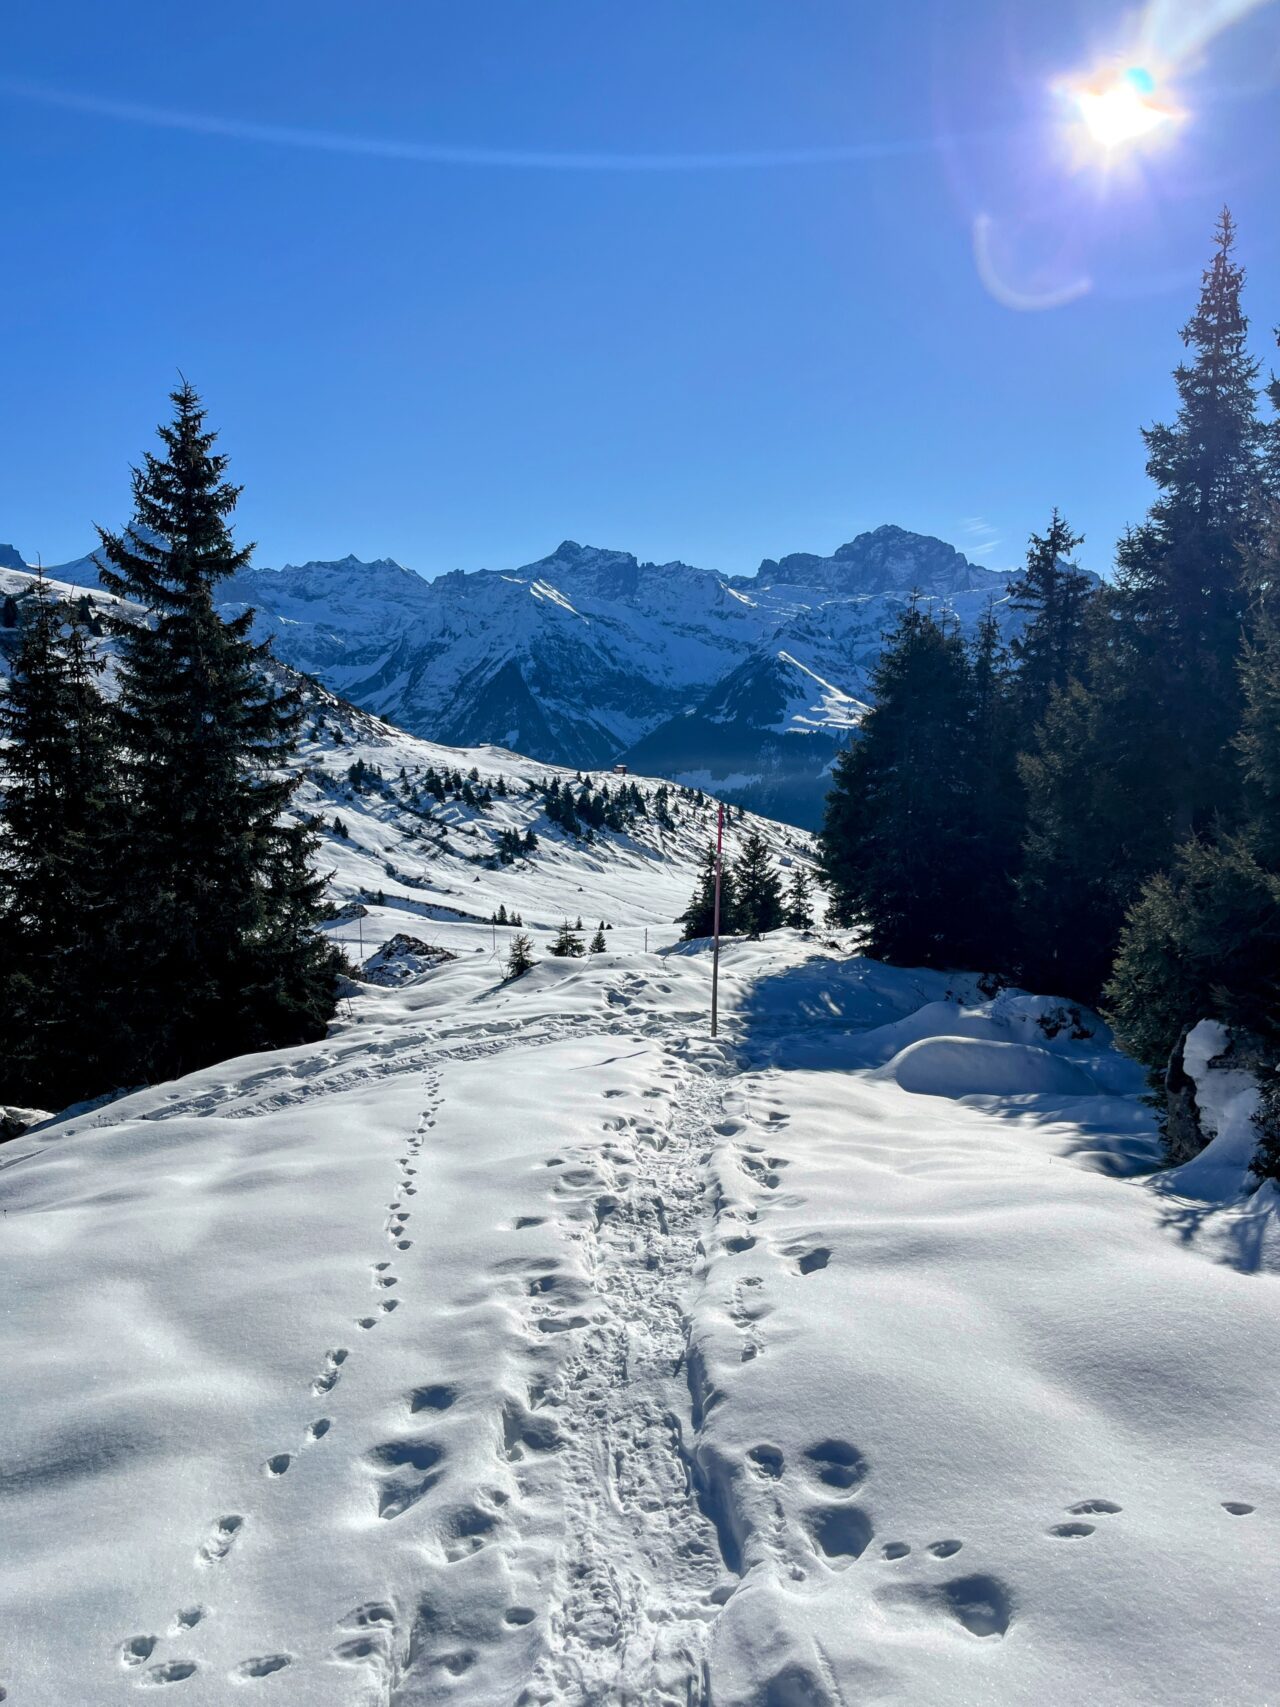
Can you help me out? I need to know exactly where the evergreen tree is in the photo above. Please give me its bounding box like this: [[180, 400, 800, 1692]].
[[1007, 511, 1093, 724], [588, 925, 607, 953], [783, 865, 815, 930], [95, 382, 340, 1082], [506, 933, 536, 979], [964, 603, 1023, 967], [1108, 208, 1264, 842], [0, 575, 122, 1105], [734, 830, 785, 936], [1, 593, 17, 628], [549, 919, 585, 957], [820, 604, 977, 963], [680, 842, 736, 939]]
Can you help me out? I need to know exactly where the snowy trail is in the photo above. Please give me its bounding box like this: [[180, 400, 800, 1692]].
[[4, 936, 1280, 1706]]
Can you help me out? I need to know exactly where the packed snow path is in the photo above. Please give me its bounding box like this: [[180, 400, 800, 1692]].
[[3, 936, 1279, 1706]]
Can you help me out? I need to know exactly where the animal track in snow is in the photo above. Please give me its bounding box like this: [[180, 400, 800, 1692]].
[[312, 1347, 349, 1395], [232, 1653, 292, 1680], [365, 1439, 445, 1519], [410, 1384, 457, 1413], [808, 1504, 873, 1563], [139, 1660, 198, 1685], [1223, 1501, 1255, 1515], [440, 1502, 499, 1561], [748, 1444, 784, 1479], [928, 1539, 964, 1558], [796, 1247, 831, 1275], [805, 1439, 868, 1491], [881, 1573, 1012, 1639], [120, 1634, 156, 1666], [1068, 1499, 1121, 1515], [882, 1541, 911, 1559], [265, 1453, 291, 1476], [198, 1514, 243, 1565], [306, 1418, 331, 1441]]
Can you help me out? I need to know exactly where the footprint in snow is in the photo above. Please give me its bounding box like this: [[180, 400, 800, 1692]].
[[1223, 1501, 1255, 1516], [1048, 1522, 1095, 1539], [313, 1348, 349, 1394], [265, 1453, 291, 1477], [232, 1654, 292, 1680], [139, 1659, 198, 1685], [120, 1634, 157, 1666], [198, 1515, 243, 1565], [928, 1539, 964, 1558], [804, 1439, 868, 1492], [307, 1418, 331, 1441]]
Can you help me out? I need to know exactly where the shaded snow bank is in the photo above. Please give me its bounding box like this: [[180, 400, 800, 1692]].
[[1156, 1019, 1280, 1272]]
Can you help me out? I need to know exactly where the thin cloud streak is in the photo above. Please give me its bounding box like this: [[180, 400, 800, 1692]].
[[0, 77, 1001, 173]]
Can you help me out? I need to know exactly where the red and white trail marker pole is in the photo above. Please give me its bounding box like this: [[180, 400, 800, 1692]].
[[711, 800, 724, 1038]]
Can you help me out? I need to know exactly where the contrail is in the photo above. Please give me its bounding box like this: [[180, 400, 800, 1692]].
[[0, 77, 984, 173]]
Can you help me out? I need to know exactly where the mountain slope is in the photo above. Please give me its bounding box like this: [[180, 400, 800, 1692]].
[[17, 525, 1066, 826]]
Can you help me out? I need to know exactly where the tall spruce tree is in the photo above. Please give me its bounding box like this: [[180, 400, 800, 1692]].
[[1110, 208, 1263, 840], [1019, 215, 1268, 999], [1007, 512, 1094, 725], [0, 576, 121, 1106], [95, 383, 340, 1083], [784, 865, 815, 931], [820, 603, 978, 964], [964, 603, 1023, 968], [733, 831, 785, 937]]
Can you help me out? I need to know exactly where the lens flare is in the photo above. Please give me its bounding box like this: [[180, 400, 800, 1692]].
[[1067, 64, 1180, 153]]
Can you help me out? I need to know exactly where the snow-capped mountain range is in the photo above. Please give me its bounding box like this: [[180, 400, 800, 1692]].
[[6, 525, 1087, 826]]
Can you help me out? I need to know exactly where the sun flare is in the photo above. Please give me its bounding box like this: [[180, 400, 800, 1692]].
[[1068, 65, 1179, 153]]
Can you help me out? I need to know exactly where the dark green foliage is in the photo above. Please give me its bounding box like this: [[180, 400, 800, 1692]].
[[549, 919, 585, 957], [1105, 834, 1280, 1074], [1251, 1077, 1280, 1183], [1, 593, 17, 628], [506, 932, 536, 979], [1106, 209, 1263, 845], [820, 604, 980, 965], [0, 576, 122, 1106], [1008, 512, 1094, 724], [784, 865, 815, 930], [734, 829, 784, 937], [588, 925, 607, 953], [680, 842, 736, 939], [1236, 595, 1280, 866], [88, 383, 341, 1088]]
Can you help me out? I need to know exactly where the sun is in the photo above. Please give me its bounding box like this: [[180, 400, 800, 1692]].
[[1068, 65, 1179, 153]]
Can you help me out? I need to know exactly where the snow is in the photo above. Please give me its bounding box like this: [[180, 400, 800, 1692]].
[[1152, 1021, 1280, 1270], [2, 717, 1278, 1705]]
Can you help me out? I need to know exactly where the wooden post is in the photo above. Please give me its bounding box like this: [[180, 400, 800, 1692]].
[[711, 801, 724, 1037]]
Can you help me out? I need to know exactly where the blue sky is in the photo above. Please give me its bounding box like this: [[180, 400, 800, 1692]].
[[3, 1, 1278, 580]]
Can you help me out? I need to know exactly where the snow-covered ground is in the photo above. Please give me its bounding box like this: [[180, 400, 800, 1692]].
[[3, 717, 1279, 1707]]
